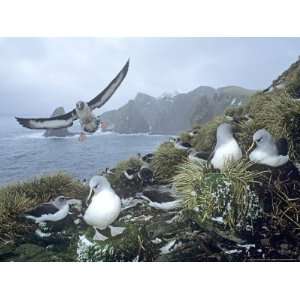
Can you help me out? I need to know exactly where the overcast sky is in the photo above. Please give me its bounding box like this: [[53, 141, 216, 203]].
[[0, 37, 300, 117]]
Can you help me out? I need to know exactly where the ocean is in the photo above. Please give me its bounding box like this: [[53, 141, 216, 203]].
[[0, 117, 170, 186]]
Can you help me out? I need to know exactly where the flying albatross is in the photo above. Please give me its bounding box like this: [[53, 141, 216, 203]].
[[16, 60, 129, 141]]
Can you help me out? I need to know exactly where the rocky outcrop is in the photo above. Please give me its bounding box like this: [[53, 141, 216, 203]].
[[101, 86, 256, 135], [43, 107, 76, 137]]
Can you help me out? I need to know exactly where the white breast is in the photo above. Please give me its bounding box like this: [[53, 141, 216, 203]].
[[83, 189, 121, 230], [211, 139, 242, 170], [76, 105, 94, 123], [249, 149, 289, 167]]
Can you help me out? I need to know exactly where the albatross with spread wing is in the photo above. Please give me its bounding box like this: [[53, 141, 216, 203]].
[[16, 60, 129, 141]]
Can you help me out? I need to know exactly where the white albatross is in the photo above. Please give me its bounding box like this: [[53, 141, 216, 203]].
[[247, 129, 289, 167], [83, 176, 125, 241], [211, 123, 242, 170], [16, 60, 129, 141]]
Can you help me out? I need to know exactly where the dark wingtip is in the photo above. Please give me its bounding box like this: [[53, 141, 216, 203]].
[[124, 59, 130, 74], [15, 117, 31, 128]]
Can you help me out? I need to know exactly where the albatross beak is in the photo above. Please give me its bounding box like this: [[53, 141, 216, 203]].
[[246, 142, 256, 156], [86, 189, 94, 205]]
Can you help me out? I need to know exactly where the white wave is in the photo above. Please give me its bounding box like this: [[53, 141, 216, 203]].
[[2, 129, 169, 141], [3, 131, 81, 140]]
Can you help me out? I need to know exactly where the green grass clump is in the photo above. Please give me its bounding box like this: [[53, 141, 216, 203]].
[[236, 91, 300, 159], [0, 173, 88, 244], [150, 142, 188, 184], [174, 159, 263, 230], [106, 157, 143, 198], [179, 132, 192, 144], [191, 116, 225, 153]]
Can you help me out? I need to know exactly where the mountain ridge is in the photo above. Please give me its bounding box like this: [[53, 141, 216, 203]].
[[101, 85, 256, 135]]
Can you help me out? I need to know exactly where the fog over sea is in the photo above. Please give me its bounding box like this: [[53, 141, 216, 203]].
[[0, 117, 170, 186]]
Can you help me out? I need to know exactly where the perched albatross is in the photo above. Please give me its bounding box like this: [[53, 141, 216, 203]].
[[247, 129, 300, 186], [24, 196, 73, 223], [247, 129, 289, 167], [83, 176, 125, 241], [16, 60, 129, 141], [211, 123, 242, 170]]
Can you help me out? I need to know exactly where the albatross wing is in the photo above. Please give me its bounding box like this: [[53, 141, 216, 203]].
[[15, 110, 77, 130], [88, 59, 129, 110]]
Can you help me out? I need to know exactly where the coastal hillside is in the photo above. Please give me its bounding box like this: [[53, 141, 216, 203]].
[[101, 85, 256, 134], [1, 58, 300, 262]]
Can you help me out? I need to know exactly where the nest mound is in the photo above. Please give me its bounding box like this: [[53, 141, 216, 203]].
[[174, 159, 263, 231]]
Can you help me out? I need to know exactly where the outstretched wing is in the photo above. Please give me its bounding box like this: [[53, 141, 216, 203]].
[[16, 109, 77, 130], [88, 59, 129, 110]]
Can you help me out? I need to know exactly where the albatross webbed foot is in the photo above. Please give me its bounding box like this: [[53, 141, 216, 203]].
[[109, 225, 126, 237], [93, 228, 108, 241], [79, 132, 87, 142]]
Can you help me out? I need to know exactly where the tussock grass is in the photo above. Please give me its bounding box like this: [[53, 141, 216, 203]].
[[174, 159, 263, 230], [150, 143, 187, 184], [236, 91, 300, 159], [0, 173, 88, 244], [179, 132, 192, 144], [191, 116, 225, 153]]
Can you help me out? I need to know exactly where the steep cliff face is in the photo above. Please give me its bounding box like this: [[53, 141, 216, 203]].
[[263, 57, 300, 97], [101, 86, 256, 135], [43, 107, 75, 137]]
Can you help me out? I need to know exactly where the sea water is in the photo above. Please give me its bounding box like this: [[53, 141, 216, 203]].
[[0, 116, 170, 186]]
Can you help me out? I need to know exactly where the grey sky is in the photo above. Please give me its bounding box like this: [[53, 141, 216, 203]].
[[0, 37, 300, 117]]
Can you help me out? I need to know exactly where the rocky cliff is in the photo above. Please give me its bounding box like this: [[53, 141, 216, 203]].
[[101, 86, 256, 134]]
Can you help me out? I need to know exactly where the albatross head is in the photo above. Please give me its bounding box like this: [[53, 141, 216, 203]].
[[52, 196, 68, 208], [247, 129, 274, 155], [253, 129, 273, 146], [87, 176, 111, 203], [76, 101, 85, 111]]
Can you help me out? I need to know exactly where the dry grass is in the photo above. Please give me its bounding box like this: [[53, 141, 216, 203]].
[[0, 173, 88, 244]]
